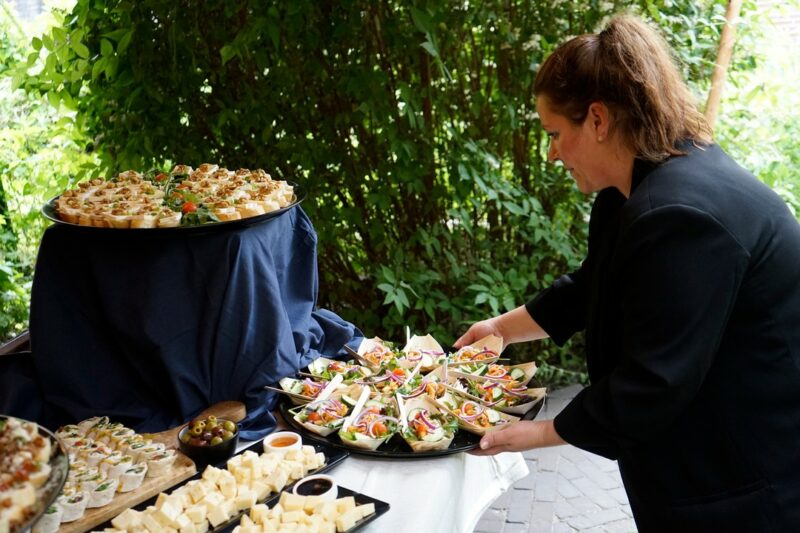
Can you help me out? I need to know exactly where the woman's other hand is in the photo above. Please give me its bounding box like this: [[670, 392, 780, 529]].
[[469, 420, 566, 456]]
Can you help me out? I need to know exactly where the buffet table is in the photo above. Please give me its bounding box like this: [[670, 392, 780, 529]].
[[9, 206, 361, 438], [331, 452, 529, 533]]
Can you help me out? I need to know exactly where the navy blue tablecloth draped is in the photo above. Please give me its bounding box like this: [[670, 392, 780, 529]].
[[1, 207, 361, 439]]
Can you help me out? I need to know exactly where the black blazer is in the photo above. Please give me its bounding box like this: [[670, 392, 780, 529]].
[[527, 143, 800, 532]]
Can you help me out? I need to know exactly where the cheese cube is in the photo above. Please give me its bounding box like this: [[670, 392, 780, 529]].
[[174, 514, 191, 530], [266, 467, 289, 492], [303, 495, 324, 512], [314, 501, 338, 521], [141, 512, 162, 533], [315, 452, 326, 469], [335, 508, 361, 532], [179, 522, 198, 533], [153, 500, 182, 526], [356, 502, 375, 518], [336, 497, 356, 514], [241, 450, 259, 465], [288, 461, 305, 480], [234, 487, 256, 511], [189, 480, 212, 503], [279, 491, 305, 512], [218, 477, 236, 498], [301, 445, 315, 456], [184, 504, 208, 524], [154, 492, 170, 509], [226, 455, 243, 470], [284, 449, 302, 462], [207, 500, 233, 528], [112, 509, 143, 530], [193, 520, 209, 533], [281, 510, 306, 523], [250, 479, 272, 501]]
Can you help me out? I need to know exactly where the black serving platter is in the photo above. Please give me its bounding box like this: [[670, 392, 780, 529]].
[[41, 181, 306, 236], [94, 438, 348, 531], [0, 415, 70, 533], [277, 394, 544, 459], [215, 485, 389, 533]]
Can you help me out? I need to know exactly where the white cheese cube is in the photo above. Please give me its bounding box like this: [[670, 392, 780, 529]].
[[206, 500, 233, 528], [112, 509, 143, 530], [184, 504, 208, 524], [335, 508, 361, 532], [356, 502, 375, 518], [250, 479, 272, 501], [336, 497, 356, 514], [234, 487, 256, 511]]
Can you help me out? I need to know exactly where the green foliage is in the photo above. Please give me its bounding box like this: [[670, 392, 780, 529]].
[[0, 7, 97, 340], [4, 0, 794, 381]]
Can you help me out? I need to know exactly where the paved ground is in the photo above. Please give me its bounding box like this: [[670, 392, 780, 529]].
[[474, 385, 638, 533]]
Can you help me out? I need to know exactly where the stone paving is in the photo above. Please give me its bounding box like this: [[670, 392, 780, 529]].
[[474, 385, 639, 533]]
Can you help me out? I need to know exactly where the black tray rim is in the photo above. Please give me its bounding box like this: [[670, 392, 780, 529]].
[[1, 415, 70, 533], [41, 181, 306, 235], [277, 394, 543, 459]]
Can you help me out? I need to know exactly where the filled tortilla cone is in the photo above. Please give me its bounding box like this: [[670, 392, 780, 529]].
[[291, 385, 365, 437], [399, 395, 457, 452], [337, 394, 399, 451], [307, 356, 373, 382], [435, 389, 519, 436], [450, 334, 504, 364], [450, 361, 538, 387], [276, 376, 331, 405], [398, 334, 446, 372], [444, 380, 546, 416], [355, 337, 396, 370]]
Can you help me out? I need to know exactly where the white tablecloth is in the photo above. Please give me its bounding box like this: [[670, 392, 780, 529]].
[[328, 451, 529, 533], [258, 414, 530, 532]]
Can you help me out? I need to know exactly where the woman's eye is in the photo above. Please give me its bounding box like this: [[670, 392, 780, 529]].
[[546, 131, 558, 139]]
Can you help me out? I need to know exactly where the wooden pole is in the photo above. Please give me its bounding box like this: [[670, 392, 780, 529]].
[[705, 0, 744, 131]]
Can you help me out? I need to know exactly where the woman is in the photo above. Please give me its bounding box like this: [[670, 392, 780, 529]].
[[455, 14, 800, 532]]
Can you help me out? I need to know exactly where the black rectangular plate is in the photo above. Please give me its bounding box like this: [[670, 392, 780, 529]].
[[277, 394, 542, 459]]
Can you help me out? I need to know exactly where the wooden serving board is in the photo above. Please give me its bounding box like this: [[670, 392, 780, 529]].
[[58, 401, 246, 533]]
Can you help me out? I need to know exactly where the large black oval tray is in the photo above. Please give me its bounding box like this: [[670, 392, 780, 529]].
[[41, 181, 305, 236], [0, 415, 69, 533], [277, 393, 544, 459]]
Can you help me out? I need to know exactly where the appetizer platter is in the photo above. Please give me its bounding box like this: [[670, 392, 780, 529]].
[[273, 333, 546, 458], [42, 163, 305, 234], [101, 438, 348, 533], [232, 485, 389, 533], [51, 416, 197, 533], [0, 415, 69, 533]]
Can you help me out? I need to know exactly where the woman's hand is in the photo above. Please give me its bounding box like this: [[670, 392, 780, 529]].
[[469, 420, 566, 456], [454, 305, 550, 349], [453, 318, 502, 349]]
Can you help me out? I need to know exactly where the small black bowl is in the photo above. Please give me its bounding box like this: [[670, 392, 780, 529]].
[[177, 419, 239, 465]]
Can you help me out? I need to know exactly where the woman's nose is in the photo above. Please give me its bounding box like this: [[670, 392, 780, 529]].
[[548, 142, 559, 162]]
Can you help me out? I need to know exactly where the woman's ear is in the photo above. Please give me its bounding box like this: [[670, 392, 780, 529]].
[[587, 102, 610, 139]]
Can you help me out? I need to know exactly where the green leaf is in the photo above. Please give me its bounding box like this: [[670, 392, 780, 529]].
[[220, 45, 236, 65], [377, 283, 394, 293], [92, 57, 108, 81], [32, 37, 42, 51], [72, 41, 90, 59], [118, 30, 133, 54], [101, 39, 114, 57]]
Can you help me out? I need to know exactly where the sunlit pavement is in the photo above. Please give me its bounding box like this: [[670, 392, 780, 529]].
[[475, 385, 638, 533]]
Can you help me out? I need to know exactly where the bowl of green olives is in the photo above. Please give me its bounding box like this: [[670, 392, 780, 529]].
[[177, 415, 239, 464]]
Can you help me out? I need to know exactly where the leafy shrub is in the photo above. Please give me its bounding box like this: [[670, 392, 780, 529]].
[[4, 0, 790, 381]]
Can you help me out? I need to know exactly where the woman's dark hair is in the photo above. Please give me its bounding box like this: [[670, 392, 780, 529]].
[[534, 14, 713, 162]]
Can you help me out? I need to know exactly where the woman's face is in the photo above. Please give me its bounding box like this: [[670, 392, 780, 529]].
[[536, 95, 613, 194]]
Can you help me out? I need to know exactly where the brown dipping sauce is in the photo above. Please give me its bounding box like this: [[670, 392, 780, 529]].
[[270, 436, 298, 447], [296, 477, 333, 496]]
